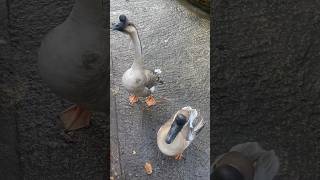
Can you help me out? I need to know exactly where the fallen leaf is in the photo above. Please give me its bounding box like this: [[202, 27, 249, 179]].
[[144, 162, 153, 175], [110, 176, 114, 180]]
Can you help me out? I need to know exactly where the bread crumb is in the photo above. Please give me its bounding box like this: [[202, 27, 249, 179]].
[[144, 162, 153, 175]]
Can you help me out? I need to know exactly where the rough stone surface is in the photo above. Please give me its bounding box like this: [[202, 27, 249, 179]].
[[212, 0, 320, 179], [1, 0, 108, 179], [110, 0, 210, 179], [0, 0, 7, 41], [0, 1, 21, 179]]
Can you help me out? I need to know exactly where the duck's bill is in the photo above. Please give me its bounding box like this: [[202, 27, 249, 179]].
[[165, 123, 183, 144]]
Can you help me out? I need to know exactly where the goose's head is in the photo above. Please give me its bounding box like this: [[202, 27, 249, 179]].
[[112, 14, 136, 34], [165, 106, 199, 144], [165, 113, 188, 144], [212, 151, 254, 180], [212, 165, 245, 180]]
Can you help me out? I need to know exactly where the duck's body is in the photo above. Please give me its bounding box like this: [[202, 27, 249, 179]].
[[157, 121, 190, 156], [122, 67, 159, 97], [212, 142, 280, 180], [157, 106, 205, 159], [112, 15, 162, 106], [38, 0, 107, 130]]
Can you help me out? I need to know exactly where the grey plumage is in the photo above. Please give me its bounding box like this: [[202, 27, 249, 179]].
[[112, 15, 162, 99], [38, 0, 108, 112]]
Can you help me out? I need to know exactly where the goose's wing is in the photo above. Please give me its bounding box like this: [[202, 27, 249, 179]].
[[193, 116, 205, 136], [254, 150, 280, 180], [143, 68, 162, 89], [186, 113, 205, 142], [77, 51, 108, 110]]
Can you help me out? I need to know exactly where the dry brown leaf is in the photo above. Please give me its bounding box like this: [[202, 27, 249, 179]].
[[144, 162, 153, 175]]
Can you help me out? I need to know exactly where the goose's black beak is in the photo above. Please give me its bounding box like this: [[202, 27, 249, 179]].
[[165, 113, 187, 144], [112, 14, 128, 31], [112, 22, 124, 31], [165, 123, 182, 144]]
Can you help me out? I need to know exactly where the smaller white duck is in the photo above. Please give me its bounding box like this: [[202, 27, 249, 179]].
[[157, 106, 205, 160], [112, 15, 162, 107]]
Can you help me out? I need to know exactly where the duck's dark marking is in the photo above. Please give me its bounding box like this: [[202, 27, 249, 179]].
[[82, 51, 101, 70]]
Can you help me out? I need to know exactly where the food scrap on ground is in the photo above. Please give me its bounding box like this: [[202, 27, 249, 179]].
[[144, 162, 153, 175]]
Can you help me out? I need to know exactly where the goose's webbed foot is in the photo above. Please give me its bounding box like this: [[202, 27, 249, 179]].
[[174, 153, 183, 160], [60, 105, 91, 131], [129, 95, 139, 105], [145, 96, 156, 107]]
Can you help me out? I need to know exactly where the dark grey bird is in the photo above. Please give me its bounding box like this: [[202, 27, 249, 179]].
[[38, 0, 108, 131], [112, 15, 162, 107]]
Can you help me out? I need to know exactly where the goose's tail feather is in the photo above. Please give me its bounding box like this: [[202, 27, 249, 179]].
[[154, 68, 164, 85]]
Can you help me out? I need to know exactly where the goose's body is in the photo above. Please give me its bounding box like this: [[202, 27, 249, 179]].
[[157, 106, 205, 159], [157, 121, 190, 156], [112, 15, 162, 106], [38, 0, 107, 130], [212, 142, 280, 180]]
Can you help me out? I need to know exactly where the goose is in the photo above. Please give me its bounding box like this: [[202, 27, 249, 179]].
[[212, 142, 280, 180], [157, 106, 205, 160], [112, 15, 162, 107], [38, 0, 108, 131]]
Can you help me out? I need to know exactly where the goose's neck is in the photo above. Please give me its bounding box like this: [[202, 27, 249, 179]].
[[129, 28, 143, 69], [69, 0, 104, 26]]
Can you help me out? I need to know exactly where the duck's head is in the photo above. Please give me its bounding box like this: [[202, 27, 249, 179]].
[[165, 106, 199, 144], [112, 14, 136, 34], [213, 151, 254, 180], [165, 113, 187, 144], [212, 165, 244, 180]]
